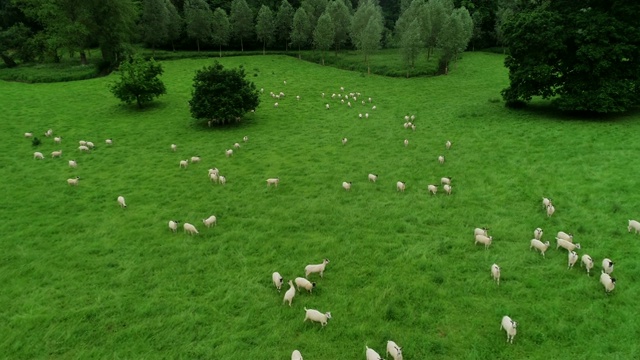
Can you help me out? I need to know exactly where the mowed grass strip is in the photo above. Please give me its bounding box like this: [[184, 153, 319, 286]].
[[1, 53, 640, 359]]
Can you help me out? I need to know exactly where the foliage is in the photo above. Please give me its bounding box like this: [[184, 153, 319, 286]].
[[425, 0, 453, 59], [350, 0, 384, 74], [501, 1, 640, 113], [255, 5, 275, 55], [313, 11, 334, 65], [188, 61, 260, 125], [290, 7, 311, 59], [437, 6, 473, 73], [184, 0, 213, 52], [300, 0, 329, 30], [275, 0, 295, 50], [165, 0, 183, 51], [110, 55, 166, 108], [326, 0, 351, 54], [89, 0, 138, 69], [400, 19, 422, 76], [229, 0, 254, 51], [140, 0, 170, 50], [211, 7, 231, 57]]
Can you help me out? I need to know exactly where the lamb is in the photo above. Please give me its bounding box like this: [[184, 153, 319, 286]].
[[44, 129, 53, 137], [556, 238, 581, 252], [411, 124, 416, 131], [190, 156, 201, 163], [305, 258, 330, 278], [67, 177, 80, 186], [347, 101, 351, 108], [396, 181, 406, 192], [441, 177, 452, 185], [404, 139, 409, 147], [24, 132, 33, 138], [233, 143, 240, 149], [272, 272, 284, 291], [218, 175, 227, 185], [342, 181, 352, 191], [225, 149, 233, 157], [78, 145, 90, 152], [369, 97, 372, 103], [296, 95, 300, 101], [86, 141, 94, 149], [475, 234, 492, 249], [404, 115, 410, 121], [202, 215, 217, 227], [179, 160, 188, 168], [602, 258, 614, 274], [274, 102, 279, 107], [183, 222, 198, 235], [54, 136, 62, 144], [291, 350, 303, 360], [168, 220, 179, 233], [628, 220, 640, 233], [79, 140, 87, 146], [386, 340, 403, 360], [365, 346, 383, 360], [546, 204, 555, 217], [410, 115, 415, 121], [578, 254, 594, 275], [105, 138, 112, 145], [208, 168, 219, 176], [557, 231, 573, 242], [117, 196, 127, 208], [534, 227, 543, 240], [568, 251, 579, 269], [51, 150, 62, 158], [266, 178, 280, 187], [326, 103, 330, 109], [500, 316, 517, 344], [283, 280, 295, 306], [372, 106, 377, 110], [427, 184, 437, 195], [445, 140, 452, 149], [295, 277, 316, 293], [359, 113, 363, 118], [600, 272, 616, 293], [33, 152, 44, 160], [403, 122, 410, 129], [342, 137, 348, 145], [243, 136, 249, 142], [542, 197, 552, 208], [443, 184, 452, 195], [303, 307, 331, 327], [171, 144, 177, 152], [530, 239, 551, 257], [474, 228, 488, 237], [68, 160, 77, 168], [491, 264, 501, 285], [368, 173, 378, 182], [438, 155, 445, 164]]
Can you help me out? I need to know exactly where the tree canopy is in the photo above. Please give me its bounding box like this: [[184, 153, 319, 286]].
[[290, 7, 311, 59], [211, 7, 230, 57], [229, 0, 254, 51], [184, 0, 213, 52], [350, 0, 383, 74], [110, 55, 166, 108], [255, 5, 275, 55], [313, 11, 334, 65]]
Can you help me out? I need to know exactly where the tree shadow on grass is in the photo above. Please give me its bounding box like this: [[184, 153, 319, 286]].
[[509, 101, 640, 123]]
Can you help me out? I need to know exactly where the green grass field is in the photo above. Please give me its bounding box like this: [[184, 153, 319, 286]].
[[1, 53, 640, 359]]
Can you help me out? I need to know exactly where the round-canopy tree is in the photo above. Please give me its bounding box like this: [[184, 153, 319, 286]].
[[189, 61, 260, 126], [110, 55, 166, 108]]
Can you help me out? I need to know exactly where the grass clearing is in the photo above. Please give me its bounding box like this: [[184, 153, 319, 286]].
[[1, 53, 640, 359]]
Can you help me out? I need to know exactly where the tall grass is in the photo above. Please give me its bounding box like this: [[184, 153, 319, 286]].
[[1, 53, 639, 359]]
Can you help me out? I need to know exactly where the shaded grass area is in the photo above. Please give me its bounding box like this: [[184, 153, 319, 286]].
[[1, 53, 640, 359]]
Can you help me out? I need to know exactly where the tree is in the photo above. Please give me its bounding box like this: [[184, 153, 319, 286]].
[[313, 11, 334, 65], [229, 0, 254, 51], [301, 0, 328, 30], [350, 0, 383, 74], [501, 1, 640, 113], [211, 7, 230, 57], [290, 7, 311, 59], [110, 55, 166, 108], [184, 0, 213, 51], [425, 0, 453, 59], [140, 0, 170, 53], [87, 0, 138, 69], [255, 5, 275, 55], [189, 61, 260, 126], [400, 18, 422, 77], [326, 0, 351, 55], [275, 0, 294, 51], [165, 0, 183, 51]]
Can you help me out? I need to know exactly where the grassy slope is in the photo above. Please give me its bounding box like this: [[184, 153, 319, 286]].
[[1, 53, 639, 359]]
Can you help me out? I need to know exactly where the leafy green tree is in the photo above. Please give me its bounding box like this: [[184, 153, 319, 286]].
[[189, 61, 260, 126], [350, 0, 383, 74], [425, 0, 453, 59], [275, 0, 294, 51], [165, 0, 183, 51], [229, 0, 254, 51], [255, 5, 275, 55], [301, 0, 328, 29], [110, 55, 166, 108], [313, 11, 334, 65], [140, 0, 170, 53], [184, 0, 213, 51], [501, 1, 640, 113], [290, 7, 311, 59], [326, 0, 351, 55], [400, 18, 422, 76], [211, 7, 230, 57], [88, 0, 138, 69]]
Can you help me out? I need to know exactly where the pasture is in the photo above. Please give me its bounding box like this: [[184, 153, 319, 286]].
[[1, 53, 639, 359]]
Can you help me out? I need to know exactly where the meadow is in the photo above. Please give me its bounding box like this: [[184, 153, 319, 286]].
[[1, 52, 640, 359]]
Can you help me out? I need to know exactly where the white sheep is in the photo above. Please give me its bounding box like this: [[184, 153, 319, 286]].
[[303, 307, 331, 327], [305, 258, 330, 278], [557, 231, 573, 242], [410, 115, 415, 121], [600, 272, 616, 293], [411, 124, 416, 131], [33, 152, 44, 160], [208, 168, 219, 176], [171, 144, 177, 152], [500, 316, 517, 344], [179, 160, 188, 168], [44, 129, 53, 137], [491, 263, 501, 285], [368, 173, 378, 182], [386, 340, 403, 360], [243, 136, 249, 142], [427, 184, 437, 195], [183, 222, 198, 235], [438, 155, 445, 164], [117, 196, 127, 208], [291, 350, 303, 360], [372, 105, 376, 110], [51, 150, 62, 158], [24, 132, 33, 138], [342, 137, 348, 145], [396, 181, 406, 192], [283, 80, 287, 85], [283, 280, 295, 306], [68, 160, 77, 168], [266, 178, 280, 187], [556, 238, 581, 252], [365, 346, 383, 360], [274, 102, 279, 107], [168, 220, 179, 233], [67, 177, 80, 186], [347, 101, 351, 108], [542, 197, 552, 208], [534, 227, 543, 240], [404, 139, 409, 147], [54, 136, 62, 144], [190, 156, 201, 163], [443, 184, 452, 195], [568, 251, 579, 269], [581, 254, 594, 275], [445, 140, 452, 149], [441, 177, 452, 185], [105, 138, 112, 145], [530, 239, 550, 257], [359, 113, 363, 118], [362, 100, 365, 105], [342, 181, 352, 191], [233, 143, 240, 149], [202, 215, 217, 228], [474, 228, 489, 237], [218, 175, 227, 185], [403, 122, 409, 129], [295, 277, 316, 293], [225, 149, 233, 157], [365, 113, 369, 119], [602, 258, 614, 274], [272, 272, 283, 291], [78, 145, 90, 152], [546, 204, 555, 217], [209, 173, 219, 183], [475, 234, 492, 249], [368, 97, 372, 103], [296, 95, 300, 101], [628, 219, 640, 233], [79, 140, 87, 146], [86, 141, 94, 149], [326, 103, 330, 109]]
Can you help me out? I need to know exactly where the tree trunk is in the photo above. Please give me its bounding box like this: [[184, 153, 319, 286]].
[[80, 51, 88, 65], [197, 39, 200, 52], [136, 95, 142, 108], [263, 41, 266, 55], [298, 45, 301, 59], [321, 51, 325, 65], [171, 41, 176, 52], [219, 44, 222, 58], [241, 38, 244, 52]]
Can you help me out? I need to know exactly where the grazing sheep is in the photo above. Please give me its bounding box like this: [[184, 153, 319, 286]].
[[441, 177, 452, 185], [68, 160, 77, 168], [568, 251, 579, 269], [368, 173, 378, 182], [326, 103, 330, 109], [171, 144, 177, 152], [403, 122, 409, 129], [445, 140, 452, 149], [78, 145, 90, 152], [266, 178, 280, 187], [233, 143, 240, 149], [546, 204, 555, 217], [225, 149, 233, 157], [272, 272, 284, 292], [475, 234, 492, 249], [86, 141, 94, 149], [372, 105, 376, 110], [79, 140, 87, 146], [404, 115, 410, 121], [341, 137, 349, 146], [24, 132, 33, 138], [348, 101, 352, 108], [183, 222, 198, 235], [438, 155, 445, 164], [404, 139, 409, 147], [260, 88, 264, 93], [218, 175, 227, 185], [530, 239, 551, 257], [67, 177, 80, 186], [33, 152, 44, 160], [296, 95, 300, 101], [202, 215, 217, 228], [295, 277, 316, 293], [500, 316, 517, 344], [274, 102, 279, 107], [51, 150, 62, 158], [283, 80, 287, 85], [190, 156, 201, 163], [534, 227, 543, 240], [628, 220, 640, 233], [427, 184, 437, 195], [602, 258, 614, 274], [491, 264, 501, 285], [168, 220, 179, 233], [283, 280, 295, 306], [54, 136, 62, 144], [542, 197, 552, 208], [342, 181, 352, 191], [362, 100, 365, 105], [410, 115, 415, 121], [179, 160, 188, 168], [600, 272, 616, 293], [556, 238, 581, 252], [359, 113, 363, 118], [396, 181, 406, 192], [117, 196, 127, 208], [105, 138, 112, 145], [581, 255, 594, 275], [291, 350, 303, 360], [369, 97, 372, 103], [386, 340, 403, 360], [243, 136, 249, 142], [44, 129, 53, 137], [474, 227, 489, 237], [209, 172, 218, 183], [208, 168, 219, 176], [365, 346, 383, 360], [411, 124, 416, 131], [303, 307, 331, 327], [557, 231, 573, 242], [305, 258, 330, 278]]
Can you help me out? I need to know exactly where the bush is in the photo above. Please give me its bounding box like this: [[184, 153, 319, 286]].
[[109, 55, 166, 108]]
